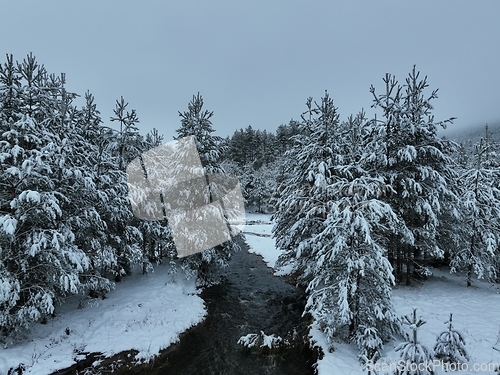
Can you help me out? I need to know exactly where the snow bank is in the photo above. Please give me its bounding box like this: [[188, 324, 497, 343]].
[[243, 213, 281, 269], [0, 264, 206, 375]]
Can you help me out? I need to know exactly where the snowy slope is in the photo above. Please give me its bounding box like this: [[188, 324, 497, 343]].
[[0, 265, 206, 375]]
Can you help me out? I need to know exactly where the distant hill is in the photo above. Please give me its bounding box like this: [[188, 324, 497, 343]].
[[441, 121, 500, 144]]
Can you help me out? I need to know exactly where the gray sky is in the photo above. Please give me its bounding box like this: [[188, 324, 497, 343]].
[[2, 0, 499, 140]]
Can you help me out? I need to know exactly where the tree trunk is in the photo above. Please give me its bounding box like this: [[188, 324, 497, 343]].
[[406, 249, 411, 286], [467, 264, 472, 287], [467, 234, 475, 287], [396, 247, 402, 283], [388, 241, 395, 272], [349, 273, 362, 337], [405, 244, 412, 286]]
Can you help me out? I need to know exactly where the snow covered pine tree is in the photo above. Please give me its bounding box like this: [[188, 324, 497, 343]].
[[304, 109, 404, 361], [273, 92, 341, 286], [173, 93, 240, 286], [433, 313, 469, 365], [395, 308, 434, 375], [369, 66, 457, 285], [449, 126, 500, 286]]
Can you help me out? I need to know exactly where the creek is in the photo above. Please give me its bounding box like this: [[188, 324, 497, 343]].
[[52, 237, 316, 375]]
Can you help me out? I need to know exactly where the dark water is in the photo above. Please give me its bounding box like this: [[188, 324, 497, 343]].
[[52, 238, 316, 375]]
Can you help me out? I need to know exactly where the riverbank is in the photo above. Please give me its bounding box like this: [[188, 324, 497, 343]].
[[0, 261, 206, 375]]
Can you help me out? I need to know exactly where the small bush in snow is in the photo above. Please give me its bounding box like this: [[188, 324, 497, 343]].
[[395, 308, 434, 375], [433, 313, 469, 365], [356, 325, 383, 366]]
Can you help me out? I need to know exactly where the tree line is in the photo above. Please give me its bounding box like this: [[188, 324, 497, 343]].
[[0, 54, 237, 339]]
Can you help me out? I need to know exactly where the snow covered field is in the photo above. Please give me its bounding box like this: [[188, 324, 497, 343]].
[[0, 265, 206, 375], [243, 213, 500, 375]]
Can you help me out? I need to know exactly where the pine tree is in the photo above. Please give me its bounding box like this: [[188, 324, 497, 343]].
[[0, 55, 92, 336], [174, 93, 240, 286], [226, 129, 247, 167], [260, 129, 276, 165], [298, 108, 403, 357], [369, 66, 457, 285], [273, 92, 341, 285], [395, 308, 434, 375], [450, 126, 500, 286], [110, 96, 145, 169], [67, 91, 114, 292], [176, 93, 225, 174], [145, 127, 164, 149], [243, 125, 257, 164], [275, 124, 289, 156], [245, 164, 273, 213], [0, 54, 22, 128], [305, 175, 403, 352], [137, 128, 177, 273], [356, 325, 384, 369], [275, 120, 300, 156], [433, 313, 469, 365], [98, 97, 146, 280]]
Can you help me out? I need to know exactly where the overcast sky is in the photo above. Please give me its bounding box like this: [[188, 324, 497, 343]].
[[2, 1, 499, 139]]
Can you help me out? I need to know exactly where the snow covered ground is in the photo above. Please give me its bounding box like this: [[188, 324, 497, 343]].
[[243, 213, 278, 268], [314, 270, 500, 375], [0, 265, 206, 375], [244, 213, 500, 375]]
